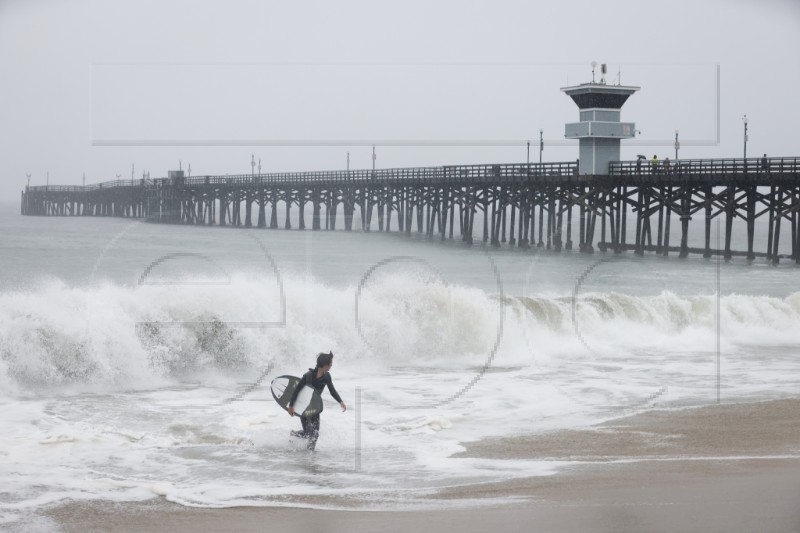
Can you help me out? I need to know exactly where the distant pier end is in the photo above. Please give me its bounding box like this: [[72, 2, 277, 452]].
[[562, 81, 640, 176]]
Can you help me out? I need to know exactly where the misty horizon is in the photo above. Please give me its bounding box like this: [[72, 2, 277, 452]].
[[2, 0, 798, 196]]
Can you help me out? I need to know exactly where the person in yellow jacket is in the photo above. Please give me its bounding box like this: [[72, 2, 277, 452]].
[[650, 155, 659, 174]]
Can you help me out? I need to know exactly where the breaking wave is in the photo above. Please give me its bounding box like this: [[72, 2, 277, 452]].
[[1, 274, 799, 392]]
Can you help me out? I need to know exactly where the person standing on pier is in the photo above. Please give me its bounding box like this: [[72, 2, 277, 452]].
[[761, 154, 769, 174], [651, 154, 659, 174], [287, 352, 346, 451]]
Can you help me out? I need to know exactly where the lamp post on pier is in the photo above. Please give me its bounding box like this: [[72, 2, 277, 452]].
[[674, 130, 680, 161], [539, 129, 544, 164], [526, 141, 530, 165], [26, 173, 31, 188], [742, 115, 749, 159]]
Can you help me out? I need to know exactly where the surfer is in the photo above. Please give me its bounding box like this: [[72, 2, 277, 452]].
[[287, 352, 346, 450]]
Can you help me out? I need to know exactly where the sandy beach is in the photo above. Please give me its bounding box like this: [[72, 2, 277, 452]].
[[42, 398, 800, 533]]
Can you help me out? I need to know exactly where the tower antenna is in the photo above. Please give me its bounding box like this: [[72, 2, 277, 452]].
[[591, 61, 597, 83]]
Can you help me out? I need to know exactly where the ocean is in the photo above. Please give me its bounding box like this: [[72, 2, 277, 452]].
[[1, 199, 799, 527]]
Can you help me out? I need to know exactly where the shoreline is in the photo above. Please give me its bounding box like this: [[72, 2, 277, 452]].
[[453, 397, 800, 461], [40, 398, 800, 532]]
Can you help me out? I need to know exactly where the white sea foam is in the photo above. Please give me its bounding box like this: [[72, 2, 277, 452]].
[[1, 274, 799, 523]]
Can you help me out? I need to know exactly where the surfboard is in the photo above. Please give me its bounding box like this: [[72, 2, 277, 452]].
[[270, 375, 323, 418]]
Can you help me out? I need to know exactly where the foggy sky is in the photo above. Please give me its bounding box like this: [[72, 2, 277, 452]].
[[1, 0, 798, 201]]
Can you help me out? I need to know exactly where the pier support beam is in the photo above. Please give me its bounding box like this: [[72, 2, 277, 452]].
[[724, 185, 735, 260], [245, 191, 253, 227], [679, 188, 691, 259], [703, 187, 713, 258]]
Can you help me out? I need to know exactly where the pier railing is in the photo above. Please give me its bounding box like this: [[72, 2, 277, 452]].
[[26, 158, 800, 193], [25, 162, 580, 192], [609, 156, 800, 177], [26, 179, 148, 193]]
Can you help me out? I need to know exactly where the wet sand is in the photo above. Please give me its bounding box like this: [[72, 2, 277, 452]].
[[453, 397, 800, 461], [44, 399, 800, 533]]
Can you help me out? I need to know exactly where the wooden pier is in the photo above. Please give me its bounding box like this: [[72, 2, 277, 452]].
[[20, 157, 800, 263]]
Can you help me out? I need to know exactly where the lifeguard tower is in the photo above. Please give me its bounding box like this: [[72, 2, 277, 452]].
[[562, 64, 640, 175]]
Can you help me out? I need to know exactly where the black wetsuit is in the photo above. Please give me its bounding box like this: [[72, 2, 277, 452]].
[[288, 368, 342, 450]]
